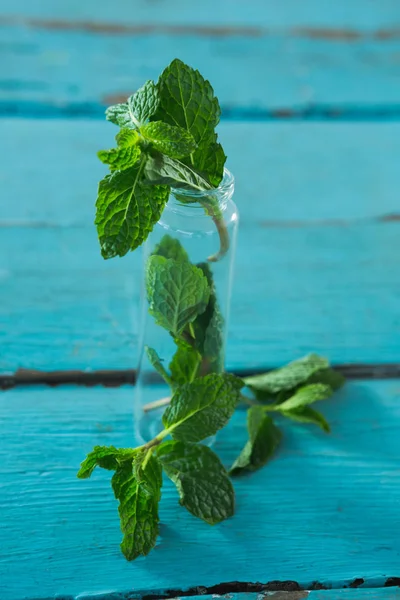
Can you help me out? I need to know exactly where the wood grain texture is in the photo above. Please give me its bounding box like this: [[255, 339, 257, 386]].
[[0, 0, 399, 28], [1, 380, 400, 599], [51, 590, 400, 600], [1, 24, 400, 114], [1, 120, 400, 372]]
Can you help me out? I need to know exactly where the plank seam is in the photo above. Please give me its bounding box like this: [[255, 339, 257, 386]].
[[2, 101, 400, 122], [2, 363, 400, 390]]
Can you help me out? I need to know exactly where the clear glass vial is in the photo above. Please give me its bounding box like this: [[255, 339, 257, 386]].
[[134, 169, 239, 443]]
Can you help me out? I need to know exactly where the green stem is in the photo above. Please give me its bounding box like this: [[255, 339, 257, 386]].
[[199, 196, 230, 262]]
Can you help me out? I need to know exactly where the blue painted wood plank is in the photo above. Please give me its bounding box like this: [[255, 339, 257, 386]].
[[1, 380, 400, 599], [1, 0, 399, 28], [1, 25, 400, 114], [49, 591, 400, 600], [1, 120, 400, 372]]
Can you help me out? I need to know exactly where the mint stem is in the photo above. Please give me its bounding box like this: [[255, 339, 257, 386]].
[[199, 197, 230, 262]]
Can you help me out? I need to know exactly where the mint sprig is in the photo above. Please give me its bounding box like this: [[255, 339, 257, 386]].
[[95, 59, 228, 261]]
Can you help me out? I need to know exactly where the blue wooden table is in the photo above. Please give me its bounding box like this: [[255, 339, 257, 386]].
[[1, 2, 400, 599]]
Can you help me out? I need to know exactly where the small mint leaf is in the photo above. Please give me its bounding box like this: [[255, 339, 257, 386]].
[[128, 80, 160, 125], [230, 407, 282, 475], [141, 121, 197, 159], [306, 367, 345, 391], [152, 234, 189, 262], [158, 441, 234, 524], [95, 164, 169, 258], [116, 128, 140, 147], [169, 339, 201, 388], [145, 346, 172, 385], [106, 81, 159, 129], [106, 103, 132, 128], [281, 406, 331, 433], [162, 373, 243, 442], [98, 145, 141, 172], [244, 354, 330, 399], [112, 454, 162, 561], [277, 383, 333, 412], [193, 263, 224, 372], [146, 255, 210, 336], [144, 152, 211, 190], [77, 446, 132, 479]]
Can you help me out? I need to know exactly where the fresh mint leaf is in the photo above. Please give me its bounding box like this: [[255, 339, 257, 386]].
[[145, 346, 172, 385], [162, 373, 243, 442], [95, 164, 169, 258], [281, 406, 330, 433], [112, 453, 162, 561], [98, 131, 141, 172], [169, 339, 201, 387], [152, 234, 189, 262], [146, 255, 210, 336], [144, 152, 211, 190], [203, 142, 227, 187], [193, 263, 224, 372], [141, 122, 197, 159], [230, 407, 282, 475], [106, 81, 159, 128], [277, 383, 333, 412], [116, 129, 140, 147], [154, 58, 225, 185], [77, 445, 133, 479], [244, 354, 330, 398], [157, 441, 234, 524], [306, 367, 345, 391]]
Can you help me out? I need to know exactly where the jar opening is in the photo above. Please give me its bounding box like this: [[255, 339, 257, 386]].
[[167, 168, 234, 214]]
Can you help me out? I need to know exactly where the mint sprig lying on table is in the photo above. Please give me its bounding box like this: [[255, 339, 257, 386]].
[[80, 59, 346, 561], [79, 240, 345, 561]]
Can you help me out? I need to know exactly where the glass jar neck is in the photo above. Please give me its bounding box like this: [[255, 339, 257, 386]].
[[166, 168, 234, 216]]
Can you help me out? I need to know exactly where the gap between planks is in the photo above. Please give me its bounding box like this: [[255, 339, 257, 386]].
[[2, 101, 400, 122], [2, 363, 400, 390]]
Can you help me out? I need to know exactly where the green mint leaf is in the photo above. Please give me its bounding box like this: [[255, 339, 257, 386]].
[[146, 255, 210, 336], [155, 59, 225, 185], [202, 142, 227, 187], [106, 103, 133, 128], [244, 354, 330, 398], [112, 453, 162, 561], [145, 346, 172, 385], [98, 130, 141, 172], [281, 406, 331, 433], [157, 441, 234, 524], [169, 339, 201, 387], [95, 164, 169, 259], [230, 407, 282, 475], [144, 152, 211, 190], [162, 373, 243, 442], [128, 80, 160, 124], [152, 234, 189, 262], [106, 81, 159, 128], [193, 263, 224, 372], [306, 367, 345, 391], [77, 445, 133, 479], [277, 383, 333, 412], [116, 129, 140, 147], [141, 121, 197, 159]]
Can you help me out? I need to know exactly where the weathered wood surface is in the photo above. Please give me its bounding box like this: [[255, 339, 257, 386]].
[[1, 120, 400, 373], [1, 381, 400, 600], [1, 0, 399, 27], [2, 23, 400, 116]]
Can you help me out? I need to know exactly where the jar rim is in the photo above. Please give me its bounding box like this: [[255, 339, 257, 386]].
[[170, 168, 234, 199]]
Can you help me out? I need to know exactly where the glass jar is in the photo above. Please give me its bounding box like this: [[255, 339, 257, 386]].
[[134, 169, 239, 443]]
